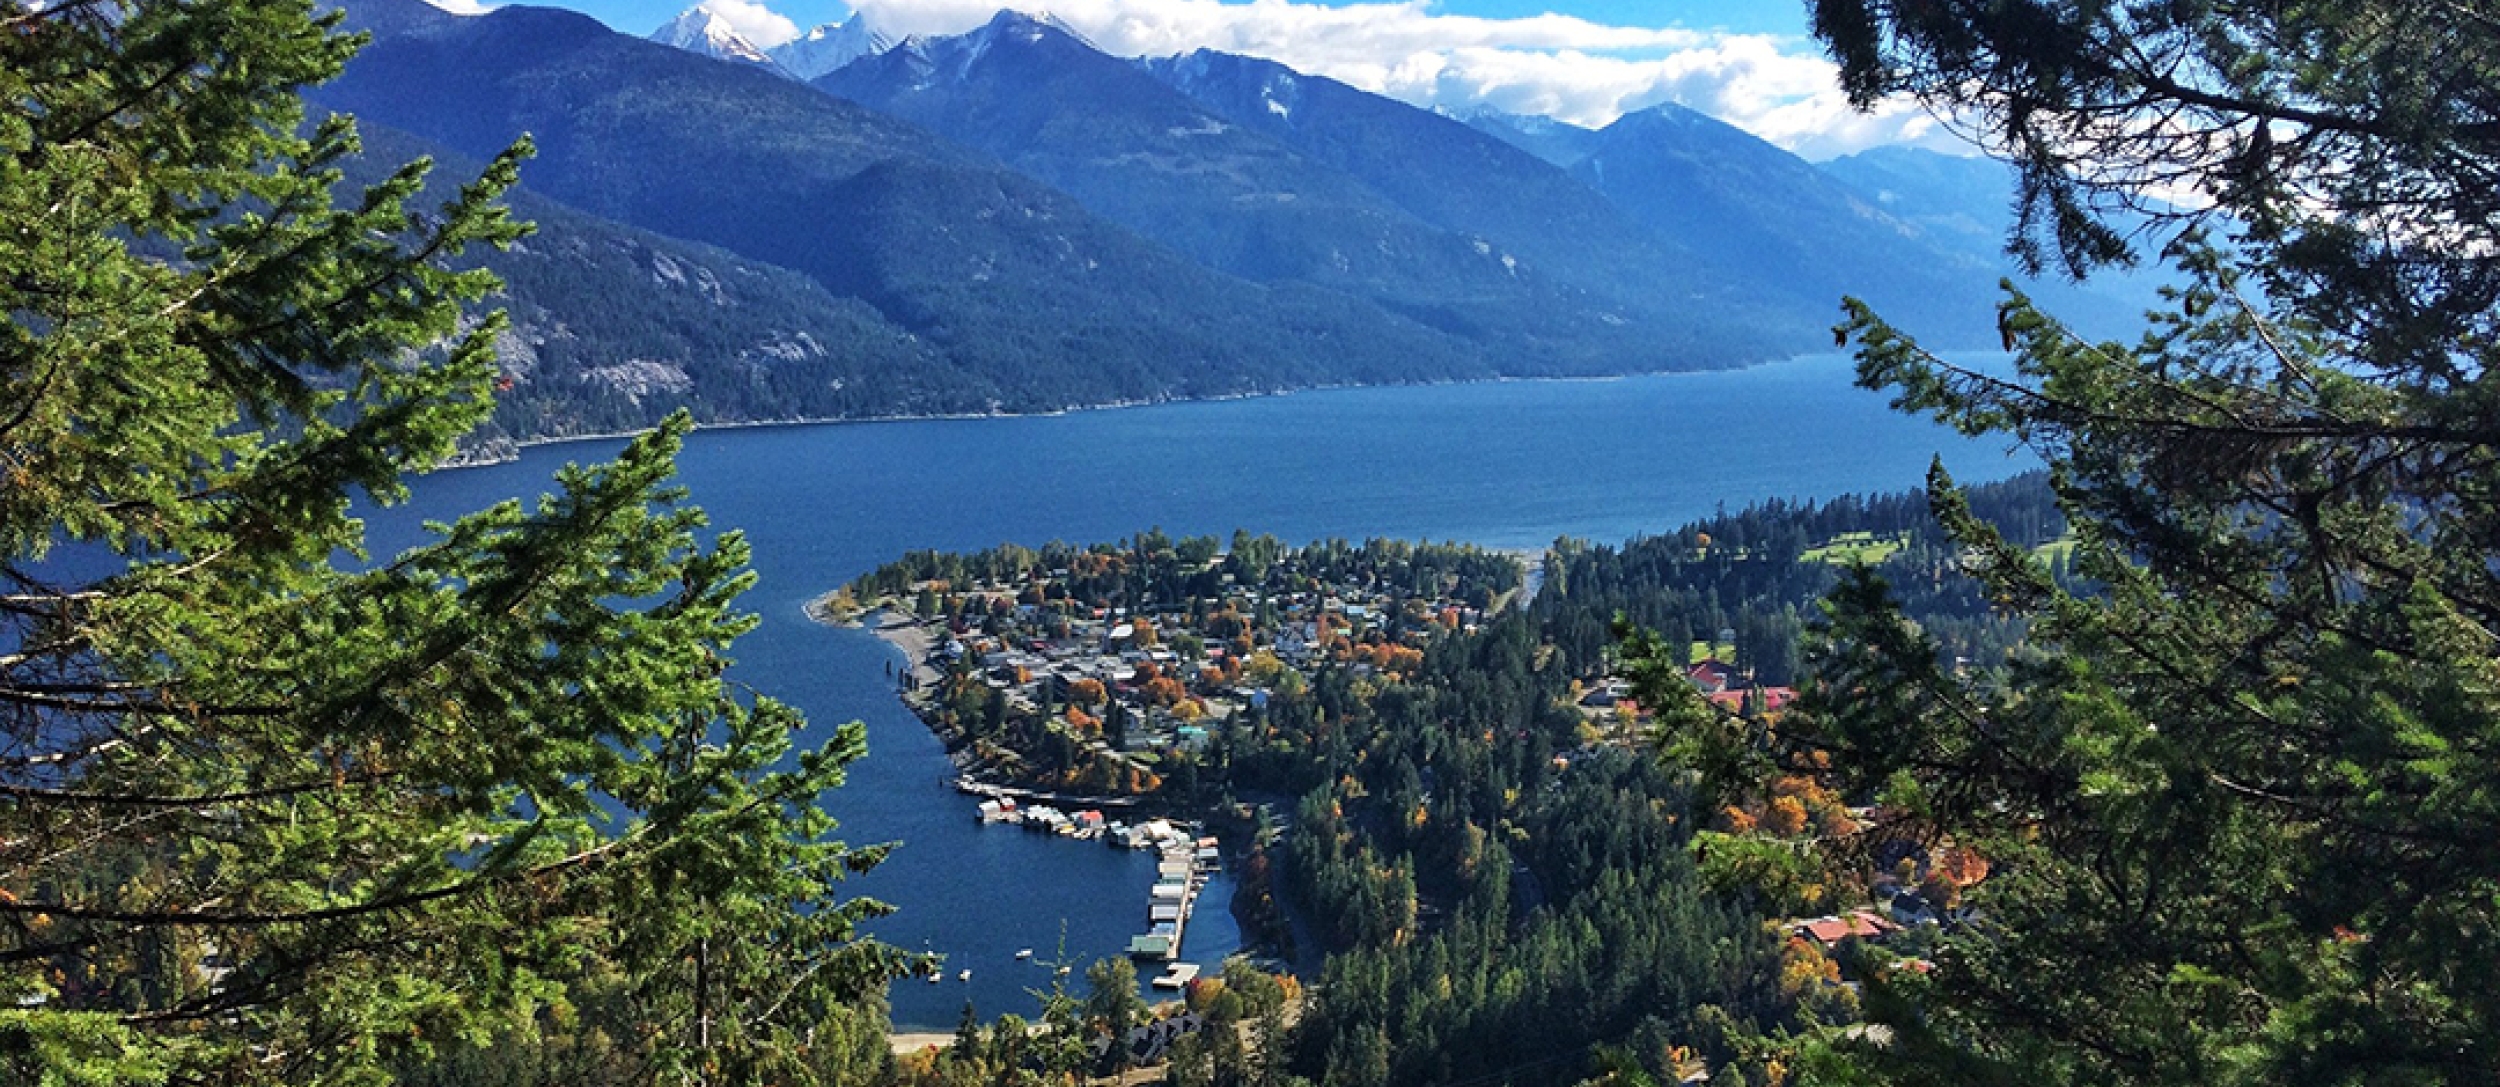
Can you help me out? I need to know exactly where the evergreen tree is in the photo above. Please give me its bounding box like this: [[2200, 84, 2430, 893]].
[[1632, 3, 2500, 1084], [1083, 956, 1149, 1068], [0, 2, 901, 1083]]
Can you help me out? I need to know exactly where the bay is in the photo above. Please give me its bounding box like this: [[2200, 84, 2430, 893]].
[[371, 352, 2031, 1029]]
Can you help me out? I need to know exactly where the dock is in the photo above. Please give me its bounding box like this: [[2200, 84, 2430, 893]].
[[957, 777, 1143, 811], [1129, 835, 1223, 964]]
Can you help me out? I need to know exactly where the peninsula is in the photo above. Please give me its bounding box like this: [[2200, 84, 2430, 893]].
[[834, 532, 1525, 804]]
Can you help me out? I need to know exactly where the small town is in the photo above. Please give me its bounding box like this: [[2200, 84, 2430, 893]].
[[832, 534, 1528, 802]]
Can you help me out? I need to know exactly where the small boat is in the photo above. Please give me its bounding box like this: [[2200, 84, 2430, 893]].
[[1015, 948, 1034, 960], [926, 972, 941, 984], [958, 969, 972, 982]]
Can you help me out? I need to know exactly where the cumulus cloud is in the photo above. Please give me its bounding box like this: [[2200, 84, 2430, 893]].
[[695, 0, 802, 47], [838, 0, 1971, 158], [423, 0, 496, 13]]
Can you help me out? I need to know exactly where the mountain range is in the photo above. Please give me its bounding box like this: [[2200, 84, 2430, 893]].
[[315, 0, 2159, 452]]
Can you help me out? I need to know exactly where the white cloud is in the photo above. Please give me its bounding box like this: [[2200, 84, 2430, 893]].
[[697, 0, 802, 47], [423, 0, 496, 13], [837, 0, 1974, 158]]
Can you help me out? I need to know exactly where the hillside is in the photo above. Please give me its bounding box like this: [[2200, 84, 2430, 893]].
[[317, 0, 1534, 421], [348, 123, 970, 451]]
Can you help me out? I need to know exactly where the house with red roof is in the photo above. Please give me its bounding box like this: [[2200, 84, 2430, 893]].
[[1794, 910, 1899, 949], [1687, 660, 1738, 694]]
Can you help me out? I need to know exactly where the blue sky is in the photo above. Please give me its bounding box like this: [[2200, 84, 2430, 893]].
[[423, 0, 1955, 157]]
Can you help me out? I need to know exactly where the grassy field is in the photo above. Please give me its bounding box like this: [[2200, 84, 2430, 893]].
[[2033, 536, 2078, 567], [1801, 531, 1907, 566]]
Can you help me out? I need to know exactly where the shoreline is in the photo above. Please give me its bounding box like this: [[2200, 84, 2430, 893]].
[[861, 609, 944, 690], [437, 355, 1786, 470], [888, 1031, 953, 1055]]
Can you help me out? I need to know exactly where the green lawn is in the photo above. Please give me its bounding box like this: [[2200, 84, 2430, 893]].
[[1801, 531, 1907, 566], [2033, 535, 2078, 567]]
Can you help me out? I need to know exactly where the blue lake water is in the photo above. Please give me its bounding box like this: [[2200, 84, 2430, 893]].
[[371, 352, 2032, 1029]]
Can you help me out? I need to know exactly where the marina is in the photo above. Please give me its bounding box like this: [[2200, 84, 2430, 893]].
[[969, 786, 1222, 967]]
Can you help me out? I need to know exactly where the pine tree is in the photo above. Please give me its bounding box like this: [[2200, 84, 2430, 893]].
[[1632, 3, 2500, 1084], [0, 2, 902, 1083]]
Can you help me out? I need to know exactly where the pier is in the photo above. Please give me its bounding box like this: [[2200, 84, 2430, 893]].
[[956, 777, 1145, 811], [1128, 834, 1222, 964]]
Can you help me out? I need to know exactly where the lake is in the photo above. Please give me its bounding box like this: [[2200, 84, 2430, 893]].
[[372, 352, 2031, 1029]]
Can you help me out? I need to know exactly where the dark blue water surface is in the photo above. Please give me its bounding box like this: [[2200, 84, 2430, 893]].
[[369, 354, 2031, 1028]]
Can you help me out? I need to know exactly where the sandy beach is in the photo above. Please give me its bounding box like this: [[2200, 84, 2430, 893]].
[[868, 610, 944, 688], [888, 1030, 954, 1055]]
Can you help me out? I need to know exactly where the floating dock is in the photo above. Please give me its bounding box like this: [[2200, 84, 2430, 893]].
[[1129, 836, 1222, 963]]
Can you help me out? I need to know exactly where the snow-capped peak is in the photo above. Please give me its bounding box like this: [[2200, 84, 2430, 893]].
[[766, 16, 895, 81], [650, 6, 786, 74], [971, 9, 1096, 51]]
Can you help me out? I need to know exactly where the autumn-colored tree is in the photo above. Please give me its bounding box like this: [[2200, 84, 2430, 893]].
[[1244, 650, 1287, 683], [1764, 796, 1811, 837], [1066, 678, 1107, 705], [1144, 676, 1190, 708], [1778, 937, 1843, 998], [1930, 845, 1990, 889]]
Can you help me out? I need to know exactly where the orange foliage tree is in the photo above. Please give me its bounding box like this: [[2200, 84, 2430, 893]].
[[1764, 796, 1810, 837]]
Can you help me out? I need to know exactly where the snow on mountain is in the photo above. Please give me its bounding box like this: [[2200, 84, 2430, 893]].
[[766, 17, 894, 80], [650, 6, 789, 75]]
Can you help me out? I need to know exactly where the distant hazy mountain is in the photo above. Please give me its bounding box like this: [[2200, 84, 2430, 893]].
[[768, 16, 892, 80], [1454, 108, 1602, 168], [1818, 146, 2013, 257], [1562, 103, 2003, 341], [1818, 146, 2170, 336], [648, 5, 789, 76], [1139, 48, 1825, 358]]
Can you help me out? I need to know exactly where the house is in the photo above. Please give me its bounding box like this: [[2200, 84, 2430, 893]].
[[1797, 911, 1896, 949], [1580, 680, 1629, 708], [1706, 686, 1798, 715], [1890, 890, 1940, 926], [1688, 660, 1738, 694]]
